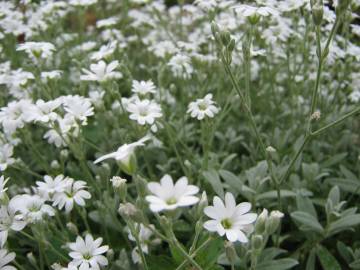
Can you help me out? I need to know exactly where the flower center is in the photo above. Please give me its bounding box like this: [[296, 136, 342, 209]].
[[83, 252, 92, 260], [198, 101, 208, 111], [166, 197, 177, 205], [221, 218, 232, 229]]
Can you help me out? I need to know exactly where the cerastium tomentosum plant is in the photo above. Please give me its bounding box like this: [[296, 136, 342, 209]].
[[0, 0, 359, 269]]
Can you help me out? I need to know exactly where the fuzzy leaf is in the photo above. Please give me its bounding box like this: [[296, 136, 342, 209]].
[[256, 258, 298, 270], [316, 245, 341, 270], [291, 211, 324, 233], [203, 170, 224, 198]]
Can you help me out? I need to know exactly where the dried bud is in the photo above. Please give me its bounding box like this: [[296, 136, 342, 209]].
[[310, 110, 321, 121]]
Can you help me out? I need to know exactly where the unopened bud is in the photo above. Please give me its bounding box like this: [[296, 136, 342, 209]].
[[27, 252, 37, 266], [111, 176, 127, 201], [227, 39, 236, 52], [266, 146, 276, 153], [60, 149, 69, 159], [220, 31, 231, 47], [51, 160, 60, 169], [255, 209, 268, 234], [225, 241, 237, 264], [266, 210, 284, 234], [251, 234, 263, 250], [312, 3, 323, 26], [211, 21, 220, 36], [118, 202, 142, 222], [107, 249, 115, 261], [197, 191, 208, 216], [66, 222, 78, 234], [136, 175, 147, 197], [336, 0, 351, 15]]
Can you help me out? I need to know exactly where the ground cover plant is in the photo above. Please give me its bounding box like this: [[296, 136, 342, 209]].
[[0, 0, 359, 269]]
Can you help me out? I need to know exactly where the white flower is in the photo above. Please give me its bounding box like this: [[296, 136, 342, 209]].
[[127, 99, 162, 125], [96, 17, 119, 28], [168, 54, 194, 79], [63, 95, 94, 125], [68, 234, 109, 269], [94, 135, 150, 164], [41, 70, 62, 81], [187, 94, 219, 120], [0, 176, 9, 201], [36, 175, 69, 200], [17, 41, 56, 59], [131, 80, 156, 96], [0, 249, 16, 270], [69, 0, 98, 6], [53, 179, 91, 213], [146, 175, 199, 212], [30, 99, 61, 123], [10, 194, 55, 223], [80, 61, 123, 82], [127, 223, 158, 264], [203, 192, 257, 243], [91, 41, 117, 61], [233, 5, 278, 18], [0, 144, 15, 171], [0, 198, 27, 247]]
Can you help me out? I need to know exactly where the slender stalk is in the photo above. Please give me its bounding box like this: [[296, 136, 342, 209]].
[[175, 237, 212, 270]]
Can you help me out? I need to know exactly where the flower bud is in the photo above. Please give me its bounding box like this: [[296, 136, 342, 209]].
[[136, 175, 148, 197], [251, 234, 263, 250], [107, 249, 115, 261], [159, 215, 172, 236], [312, 2, 323, 26], [255, 209, 268, 234], [27, 252, 37, 267], [197, 191, 208, 216], [211, 21, 220, 36], [336, 0, 351, 15], [225, 241, 238, 265], [110, 176, 127, 201], [66, 222, 78, 235], [227, 39, 236, 52], [265, 210, 284, 234], [51, 160, 60, 169], [118, 202, 142, 223], [220, 31, 231, 47], [60, 149, 69, 159]]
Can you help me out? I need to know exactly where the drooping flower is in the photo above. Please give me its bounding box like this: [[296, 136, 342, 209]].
[[94, 135, 151, 165], [203, 192, 257, 243], [187, 94, 219, 120], [146, 174, 199, 212], [80, 61, 123, 82], [68, 234, 109, 269], [126, 99, 162, 126]]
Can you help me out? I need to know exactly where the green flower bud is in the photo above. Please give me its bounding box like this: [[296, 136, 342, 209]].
[[336, 0, 351, 15], [225, 241, 238, 265], [220, 31, 231, 47], [251, 234, 263, 250], [247, 14, 260, 25], [312, 3, 323, 26], [27, 252, 37, 267], [66, 222, 79, 235], [227, 39, 236, 52], [265, 210, 284, 234], [255, 209, 268, 234], [211, 21, 220, 36]]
